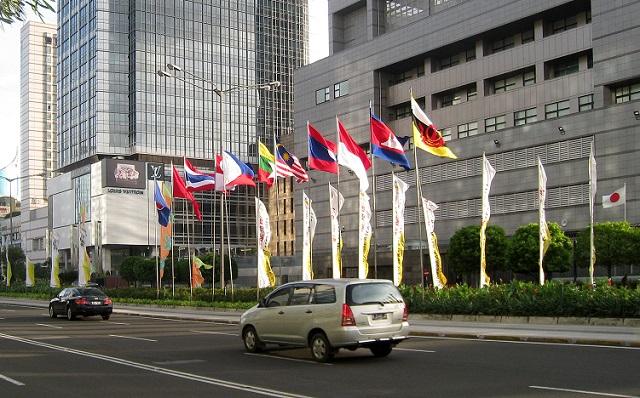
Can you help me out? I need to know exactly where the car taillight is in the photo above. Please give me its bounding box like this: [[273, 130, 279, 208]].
[[75, 298, 88, 305], [341, 304, 356, 326], [402, 304, 409, 321], [103, 298, 112, 305]]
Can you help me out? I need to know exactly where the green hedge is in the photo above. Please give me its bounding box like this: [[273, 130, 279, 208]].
[[2, 281, 639, 318]]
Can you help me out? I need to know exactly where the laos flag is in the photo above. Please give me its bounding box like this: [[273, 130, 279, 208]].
[[370, 112, 411, 170], [307, 122, 338, 174]]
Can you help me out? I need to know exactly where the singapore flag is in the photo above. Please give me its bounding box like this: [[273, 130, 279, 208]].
[[602, 185, 626, 208]]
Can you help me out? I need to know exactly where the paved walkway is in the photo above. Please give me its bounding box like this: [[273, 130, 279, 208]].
[[2, 298, 639, 347]]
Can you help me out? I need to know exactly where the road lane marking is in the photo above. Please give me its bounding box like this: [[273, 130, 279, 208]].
[[0, 317, 5, 320], [529, 386, 637, 397], [35, 323, 63, 329], [191, 330, 238, 337], [153, 359, 206, 365], [0, 373, 25, 386], [412, 335, 640, 350], [395, 348, 436, 353], [244, 353, 333, 366], [0, 333, 314, 398], [105, 321, 130, 325], [109, 334, 157, 342], [0, 309, 16, 312]]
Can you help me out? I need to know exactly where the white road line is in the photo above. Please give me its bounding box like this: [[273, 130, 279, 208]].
[[412, 335, 640, 350], [0, 333, 314, 398], [153, 359, 206, 365], [35, 323, 63, 329], [191, 330, 238, 337], [0, 309, 16, 312], [0, 317, 5, 320], [395, 347, 436, 353], [244, 353, 333, 366], [0, 373, 25, 386], [109, 334, 157, 342], [529, 385, 638, 397], [105, 321, 130, 325]]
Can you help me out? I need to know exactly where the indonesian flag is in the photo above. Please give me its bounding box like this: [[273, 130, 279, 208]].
[[337, 118, 372, 192], [602, 185, 626, 208]]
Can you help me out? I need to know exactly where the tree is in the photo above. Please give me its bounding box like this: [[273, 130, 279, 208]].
[[119, 256, 144, 286], [447, 225, 508, 279], [1, 245, 25, 283], [198, 252, 238, 285], [575, 222, 639, 277], [506, 223, 572, 277], [0, 0, 54, 24]]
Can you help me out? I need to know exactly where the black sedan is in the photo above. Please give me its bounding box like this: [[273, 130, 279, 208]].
[[49, 287, 113, 320]]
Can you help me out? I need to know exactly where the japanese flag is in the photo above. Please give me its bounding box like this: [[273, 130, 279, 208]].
[[602, 185, 626, 208]]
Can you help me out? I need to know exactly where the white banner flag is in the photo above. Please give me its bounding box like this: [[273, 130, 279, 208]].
[[302, 192, 314, 280], [78, 207, 91, 287], [358, 192, 372, 279], [255, 197, 275, 288], [421, 197, 446, 289], [538, 158, 551, 286], [329, 184, 344, 279], [25, 256, 35, 287], [392, 175, 408, 286], [480, 153, 496, 288], [588, 144, 597, 286], [50, 233, 61, 288]]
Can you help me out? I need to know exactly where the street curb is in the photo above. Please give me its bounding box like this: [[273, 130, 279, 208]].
[[411, 313, 638, 327]]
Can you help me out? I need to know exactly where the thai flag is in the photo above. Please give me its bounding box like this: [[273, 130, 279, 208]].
[[307, 122, 338, 174], [154, 181, 171, 227], [184, 158, 216, 191], [370, 112, 411, 170], [221, 151, 256, 190]]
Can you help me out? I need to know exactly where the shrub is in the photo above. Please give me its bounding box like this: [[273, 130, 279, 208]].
[[447, 225, 508, 278]]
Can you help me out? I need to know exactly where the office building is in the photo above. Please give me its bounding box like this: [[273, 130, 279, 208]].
[[20, 21, 57, 264], [293, 0, 639, 282], [51, 1, 308, 275]]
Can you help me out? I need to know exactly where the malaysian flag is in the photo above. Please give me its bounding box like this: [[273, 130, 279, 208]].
[[276, 143, 309, 183]]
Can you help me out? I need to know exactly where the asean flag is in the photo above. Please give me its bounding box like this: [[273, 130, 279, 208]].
[[370, 112, 410, 170], [307, 122, 338, 174]]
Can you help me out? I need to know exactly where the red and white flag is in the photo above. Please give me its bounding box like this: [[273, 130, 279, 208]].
[[337, 118, 372, 192], [602, 185, 626, 208]]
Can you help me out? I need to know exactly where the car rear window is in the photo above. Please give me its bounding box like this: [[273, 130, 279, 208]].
[[346, 283, 403, 306], [77, 288, 106, 297], [312, 285, 336, 304]]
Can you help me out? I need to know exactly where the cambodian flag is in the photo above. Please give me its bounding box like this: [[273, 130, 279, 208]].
[[307, 122, 338, 174], [221, 151, 256, 190], [370, 112, 411, 170], [184, 158, 216, 191], [154, 181, 171, 227]]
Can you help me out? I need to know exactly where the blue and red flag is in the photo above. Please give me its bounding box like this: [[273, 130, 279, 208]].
[[276, 143, 309, 183], [221, 151, 256, 189], [154, 181, 171, 227], [307, 122, 338, 174], [370, 111, 411, 170], [184, 158, 216, 191]]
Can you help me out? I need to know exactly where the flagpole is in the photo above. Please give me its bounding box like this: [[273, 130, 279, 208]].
[[624, 183, 627, 222], [154, 176, 159, 299], [335, 115, 341, 277], [170, 162, 175, 298], [413, 133, 426, 293], [272, 132, 280, 283], [369, 101, 378, 279], [212, 188, 217, 301], [226, 195, 234, 300]]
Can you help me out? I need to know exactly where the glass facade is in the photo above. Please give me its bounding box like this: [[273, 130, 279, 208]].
[[57, 0, 308, 250]]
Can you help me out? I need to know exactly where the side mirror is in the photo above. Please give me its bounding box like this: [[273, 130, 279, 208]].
[[258, 298, 267, 308]]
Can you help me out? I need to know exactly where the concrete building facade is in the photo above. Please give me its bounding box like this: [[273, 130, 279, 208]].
[[293, 0, 640, 283], [20, 21, 58, 264]]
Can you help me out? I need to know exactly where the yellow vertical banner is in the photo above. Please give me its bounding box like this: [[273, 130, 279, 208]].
[[392, 175, 408, 286], [302, 192, 314, 280], [422, 197, 447, 289], [538, 158, 551, 286], [358, 192, 372, 279], [256, 197, 276, 288], [50, 234, 61, 288], [329, 184, 344, 279], [480, 153, 496, 288]]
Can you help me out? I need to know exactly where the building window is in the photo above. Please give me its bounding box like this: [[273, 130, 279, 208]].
[[523, 70, 536, 86], [551, 15, 577, 34], [545, 100, 571, 119], [457, 122, 478, 138], [393, 103, 412, 120], [438, 54, 460, 70], [614, 83, 640, 104], [514, 108, 537, 126], [417, 64, 425, 77], [316, 87, 330, 104], [493, 77, 516, 93], [440, 127, 452, 142], [521, 29, 534, 44], [465, 48, 476, 62], [334, 81, 349, 98], [491, 36, 514, 53], [466, 86, 477, 101], [553, 58, 579, 77], [433, 0, 450, 5], [579, 94, 594, 111], [391, 70, 412, 85], [485, 115, 506, 133]]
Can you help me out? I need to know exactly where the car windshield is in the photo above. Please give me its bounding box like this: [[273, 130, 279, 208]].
[[77, 288, 106, 297], [346, 283, 403, 306]]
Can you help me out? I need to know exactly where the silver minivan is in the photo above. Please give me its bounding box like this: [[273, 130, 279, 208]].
[[240, 279, 410, 362]]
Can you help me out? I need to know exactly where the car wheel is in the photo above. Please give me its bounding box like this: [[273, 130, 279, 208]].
[[243, 326, 263, 353], [101, 314, 110, 320], [370, 343, 393, 358], [310, 332, 334, 363], [66, 306, 75, 321], [48, 305, 57, 319]]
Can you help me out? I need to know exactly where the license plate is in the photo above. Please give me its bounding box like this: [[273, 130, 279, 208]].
[[372, 313, 387, 320], [91, 301, 101, 305]]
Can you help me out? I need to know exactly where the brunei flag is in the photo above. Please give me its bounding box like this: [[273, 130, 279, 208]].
[[411, 95, 457, 159]]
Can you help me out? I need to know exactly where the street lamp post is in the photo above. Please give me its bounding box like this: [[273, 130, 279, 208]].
[[158, 64, 279, 292]]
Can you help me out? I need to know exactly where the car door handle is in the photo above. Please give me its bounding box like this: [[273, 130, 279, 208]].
[[278, 311, 285, 315], [305, 310, 313, 314]]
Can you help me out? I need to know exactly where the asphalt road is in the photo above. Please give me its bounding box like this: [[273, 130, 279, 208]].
[[1, 303, 639, 398]]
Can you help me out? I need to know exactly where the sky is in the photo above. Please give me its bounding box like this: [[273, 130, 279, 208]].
[[0, 1, 328, 195]]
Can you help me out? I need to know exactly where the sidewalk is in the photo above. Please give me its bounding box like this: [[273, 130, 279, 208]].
[[2, 298, 639, 347]]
